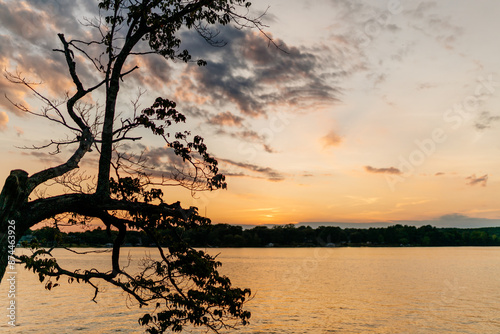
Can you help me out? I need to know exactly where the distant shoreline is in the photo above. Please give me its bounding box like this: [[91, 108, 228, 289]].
[[19, 224, 500, 248]]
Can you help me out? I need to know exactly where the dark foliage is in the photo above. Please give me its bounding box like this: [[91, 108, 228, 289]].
[[28, 224, 500, 248]]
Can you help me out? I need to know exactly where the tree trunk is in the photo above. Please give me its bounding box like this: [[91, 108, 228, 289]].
[[0, 170, 30, 283]]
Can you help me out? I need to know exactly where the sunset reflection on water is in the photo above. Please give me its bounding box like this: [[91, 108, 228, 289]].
[[1, 247, 500, 333]]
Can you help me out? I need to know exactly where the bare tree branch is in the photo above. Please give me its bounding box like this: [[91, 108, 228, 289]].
[[26, 127, 94, 195]]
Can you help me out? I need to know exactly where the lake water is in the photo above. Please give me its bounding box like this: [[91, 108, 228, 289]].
[[1, 247, 500, 333]]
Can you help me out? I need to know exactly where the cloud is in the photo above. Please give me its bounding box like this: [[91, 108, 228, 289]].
[[322, 0, 465, 92], [20, 0, 96, 34], [22, 150, 64, 164], [475, 111, 500, 130], [0, 1, 53, 44], [262, 144, 277, 154], [2, 2, 342, 156], [209, 127, 278, 153], [141, 146, 184, 170], [0, 57, 33, 116], [177, 27, 340, 118], [324, 0, 405, 79], [439, 213, 468, 221], [134, 145, 223, 184], [406, 1, 464, 50], [321, 130, 343, 148], [219, 158, 285, 182], [134, 145, 286, 185], [0, 111, 8, 131], [232, 129, 261, 141], [0, 1, 112, 106], [466, 174, 488, 187], [128, 55, 174, 91], [409, 1, 437, 18], [364, 165, 402, 175], [208, 111, 244, 127], [0, 4, 94, 118]]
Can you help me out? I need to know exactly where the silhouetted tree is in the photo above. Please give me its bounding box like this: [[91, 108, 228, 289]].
[[0, 0, 276, 332]]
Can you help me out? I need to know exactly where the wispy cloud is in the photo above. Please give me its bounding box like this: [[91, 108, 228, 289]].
[[323, 0, 466, 93], [475, 111, 500, 130], [407, 1, 464, 50], [364, 165, 402, 175], [129, 137, 279, 179], [416, 82, 439, 90], [345, 195, 379, 206], [212, 128, 278, 153], [466, 174, 488, 187], [22, 150, 64, 164], [321, 130, 343, 148], [14, 126, 24, 136], [395, 199, 431, 208], [219, 158, 285, 182]]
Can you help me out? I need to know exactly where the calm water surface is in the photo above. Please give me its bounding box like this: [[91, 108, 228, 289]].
[[1, 247, 500, 333]]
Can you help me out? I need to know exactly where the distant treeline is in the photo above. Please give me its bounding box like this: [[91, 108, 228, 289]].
[[22, 224, 500, 248]]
